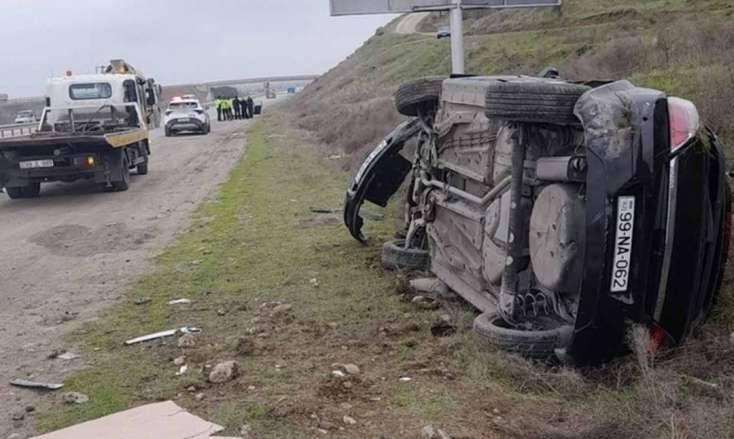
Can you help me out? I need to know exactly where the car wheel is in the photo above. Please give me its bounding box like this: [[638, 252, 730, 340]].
[[382, 239, 430, 271], [6, 182, 41, 199], [484, 79, 590, 126], [473, 312, 573, 360], [395, 77, 444, 117], [165, 127, 172, 137]]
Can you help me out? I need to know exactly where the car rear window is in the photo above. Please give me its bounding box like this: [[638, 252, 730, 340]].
[[169, 102, 199, 110], [69, 83, 113, 100]]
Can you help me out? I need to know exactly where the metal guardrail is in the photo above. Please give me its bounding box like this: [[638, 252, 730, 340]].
[[0, 123, 38, 139]]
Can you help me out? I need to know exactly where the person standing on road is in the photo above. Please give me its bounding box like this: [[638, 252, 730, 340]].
[[241, 97, 249, 119], [216, 97, 223, 122], [232, 97, 241, 120], [247, 96, 255, 119]]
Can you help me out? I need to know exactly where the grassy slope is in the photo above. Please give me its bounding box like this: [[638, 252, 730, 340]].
[[290, 0, 734, 166]]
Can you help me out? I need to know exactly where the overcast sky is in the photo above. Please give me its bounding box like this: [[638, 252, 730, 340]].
[[0, 0, 395, 97]]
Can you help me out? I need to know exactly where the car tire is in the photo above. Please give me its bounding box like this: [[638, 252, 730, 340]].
[[395, 77, 444, 117], [484, 79, 590, 126], [382, 239, 430, 271], [473, 312, 573, 360], [6, 182, 41, 199], [165, 127, 172, 137]]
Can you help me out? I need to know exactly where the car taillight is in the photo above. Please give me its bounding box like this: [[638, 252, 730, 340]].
[[668, 97, 700, 153]]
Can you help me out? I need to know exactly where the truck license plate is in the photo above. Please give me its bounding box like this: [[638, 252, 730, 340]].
[[611, 196, 635, 293], [19, 159, 54, 169]]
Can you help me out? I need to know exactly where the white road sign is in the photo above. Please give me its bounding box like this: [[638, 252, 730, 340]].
[[330, 0, 560, 15]]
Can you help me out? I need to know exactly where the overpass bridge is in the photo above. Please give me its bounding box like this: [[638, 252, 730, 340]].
[[161, 75, 318, 103]]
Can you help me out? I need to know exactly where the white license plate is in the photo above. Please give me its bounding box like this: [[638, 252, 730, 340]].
[[610, 196, 636, 293], [177, 118, 190, 123], [19, 159, 54, 169]]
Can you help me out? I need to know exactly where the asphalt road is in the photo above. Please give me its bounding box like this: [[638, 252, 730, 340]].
[[0, 116, 252, 435]]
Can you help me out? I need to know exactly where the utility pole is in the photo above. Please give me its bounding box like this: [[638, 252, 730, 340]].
[[449, 0, 465, 74]]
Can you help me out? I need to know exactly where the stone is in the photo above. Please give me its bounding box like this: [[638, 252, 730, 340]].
[[422, 425, 437, 439], [342, 415, 357, 425], [409, 278, 452, 299], [343, 364, 360, 375], [62, 392, 89, 404], [177, 333, 196, 348], [209, 360, 240, 384], [173, 356, 186, 366], [271, 303, 293, 316], [195, 393, 205, 401]]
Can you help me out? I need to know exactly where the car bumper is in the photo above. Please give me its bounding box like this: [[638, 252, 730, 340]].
[[166, 119, 206, 131]]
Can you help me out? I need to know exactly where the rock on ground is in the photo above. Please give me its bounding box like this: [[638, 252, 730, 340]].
[[209, 361, 240, 384]]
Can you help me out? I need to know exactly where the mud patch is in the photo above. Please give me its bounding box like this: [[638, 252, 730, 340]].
[[30, 223, 156, 257]]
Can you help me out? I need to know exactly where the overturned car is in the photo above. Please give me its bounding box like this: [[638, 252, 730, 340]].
[[345, 75, 731, 364]]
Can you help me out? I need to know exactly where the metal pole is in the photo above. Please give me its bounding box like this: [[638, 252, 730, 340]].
[[449, 0, 465, 74]]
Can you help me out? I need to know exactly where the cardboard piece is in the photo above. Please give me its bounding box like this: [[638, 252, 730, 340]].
[[32, 401, 241, 439]]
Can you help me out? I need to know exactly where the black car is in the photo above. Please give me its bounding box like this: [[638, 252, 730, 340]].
[[344, 76, 731, 364]]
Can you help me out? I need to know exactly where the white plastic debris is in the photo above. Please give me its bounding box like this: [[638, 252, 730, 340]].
[[168, 299, 192, 305], [125, 327, 201, 346]]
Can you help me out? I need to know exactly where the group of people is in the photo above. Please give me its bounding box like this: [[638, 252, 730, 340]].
[[216, 96, 255, 121]]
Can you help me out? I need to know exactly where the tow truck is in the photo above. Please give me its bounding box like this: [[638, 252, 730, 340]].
[[0, 60, 161, 199]]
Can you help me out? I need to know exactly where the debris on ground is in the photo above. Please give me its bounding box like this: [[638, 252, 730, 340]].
[[168, 298, 192, 305], [411, 295, 440, 310], [174, 356, 186, 366], [310, 278, 320, 288], [208, 361, 240, 384], [310, 208, 337, 214], [124, 327, 201, 346], [430, 317, 457, 338], [176, 365, 189, 377], [422, 425, 452, 439], [62, 392, 89, 405], [409, 277, 452, 299], [32, 401, 242, 439], [10, 379, 64, 391], [58, 352, 81, 361], [342, 415, 357, 425], [399, 377, 413, 382], [271, 303, 293, 317], [332, 363, 360, 375], [177, 333, 197, 349], [133, 297, 152, 306]]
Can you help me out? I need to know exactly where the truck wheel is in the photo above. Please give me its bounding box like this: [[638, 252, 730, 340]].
[[108, 154, 130, 192], [484, 79, 590, 126], [395, 77, 444, 117], [137, 157, 149, 175], [6, 183, 41, 199], [473, 312, 573, 360], [382, 239, 429, 271]]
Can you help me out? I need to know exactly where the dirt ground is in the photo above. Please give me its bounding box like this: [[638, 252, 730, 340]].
[[0, 118, 250, 436]]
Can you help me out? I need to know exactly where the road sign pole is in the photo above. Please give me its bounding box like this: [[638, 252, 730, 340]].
[[449, 0, 465, 74]]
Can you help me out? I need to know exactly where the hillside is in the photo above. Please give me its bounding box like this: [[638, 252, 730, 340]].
[[289, 0, 734, 168]]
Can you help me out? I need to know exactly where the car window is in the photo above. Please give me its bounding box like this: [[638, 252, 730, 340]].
[[169, 102, 199, 110], [69, 83, 113, 100]]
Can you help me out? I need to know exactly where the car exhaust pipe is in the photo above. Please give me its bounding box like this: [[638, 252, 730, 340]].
[[499, 125, 528, 321]]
